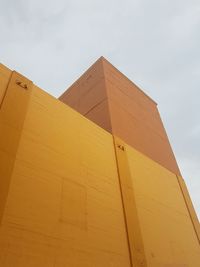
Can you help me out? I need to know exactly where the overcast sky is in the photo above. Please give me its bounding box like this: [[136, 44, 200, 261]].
[[0, 0, 199, 219]]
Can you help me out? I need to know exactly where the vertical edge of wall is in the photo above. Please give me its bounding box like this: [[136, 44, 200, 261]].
[[0, 70, 33, 224], [113, 135, 147, 267], [176, 175, 200, 244], [0, 64, 12, 107]]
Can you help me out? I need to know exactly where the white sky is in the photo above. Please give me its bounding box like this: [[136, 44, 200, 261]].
[[0, 0, 199, 219]]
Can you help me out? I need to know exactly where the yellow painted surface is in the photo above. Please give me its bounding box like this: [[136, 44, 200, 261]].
[[0, 64, 199, 267], [0, 84, 130, 266], [125, 142, 200, 267], [0, 70, 33, 223], [0, 64, 11, 106], [176, 175, 200, 244], [113, 136, 147, 267]]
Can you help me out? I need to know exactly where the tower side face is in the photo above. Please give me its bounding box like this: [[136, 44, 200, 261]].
[[59, 58, 112, 132]]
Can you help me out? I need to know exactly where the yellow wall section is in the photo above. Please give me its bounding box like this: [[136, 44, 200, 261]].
[[125, 143, 200, 267], [176, 175, 200, 244], [0, 64, 11, 106], [0, 86, 130, 266], [0, 70, 33, 224], [0, 65, 12, 222]]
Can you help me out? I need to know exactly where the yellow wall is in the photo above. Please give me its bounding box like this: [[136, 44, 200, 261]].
[[0, 65, 199, 267], [0, 64, 11, 105], [0, 83, 130, 266], [0, 64, 12, 223], [125, 142, 200, 267], [0, 69, 33, 224]]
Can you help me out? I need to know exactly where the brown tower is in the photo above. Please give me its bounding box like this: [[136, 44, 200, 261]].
[[59, 57, 180, 175]]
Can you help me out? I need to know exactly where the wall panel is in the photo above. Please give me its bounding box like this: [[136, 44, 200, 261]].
[[125, 144, 200, 267], [0, 86, 130, 266], [0, 64, 11, 106]]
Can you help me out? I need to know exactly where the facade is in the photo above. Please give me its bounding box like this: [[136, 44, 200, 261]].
[[0, 58, 199, 266]]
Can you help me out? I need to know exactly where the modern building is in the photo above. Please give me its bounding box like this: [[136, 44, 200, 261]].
[[0, 57, 199, 266]]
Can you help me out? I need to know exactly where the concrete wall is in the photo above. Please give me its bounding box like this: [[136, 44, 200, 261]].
[[0, 69, 130, 266], [0, 63, 200, 266]]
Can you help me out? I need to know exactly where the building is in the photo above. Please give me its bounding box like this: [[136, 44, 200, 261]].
[[0, 58, 199, 266]]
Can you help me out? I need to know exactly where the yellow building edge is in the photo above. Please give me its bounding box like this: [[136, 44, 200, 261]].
[[176, 175, 200, 244], [0, 68, 33, 223], [0, 64, 11, 107]]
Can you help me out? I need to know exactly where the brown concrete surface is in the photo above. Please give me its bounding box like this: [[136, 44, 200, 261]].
[[59, 57, 181, 175], [59, 58, 112, 132]]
